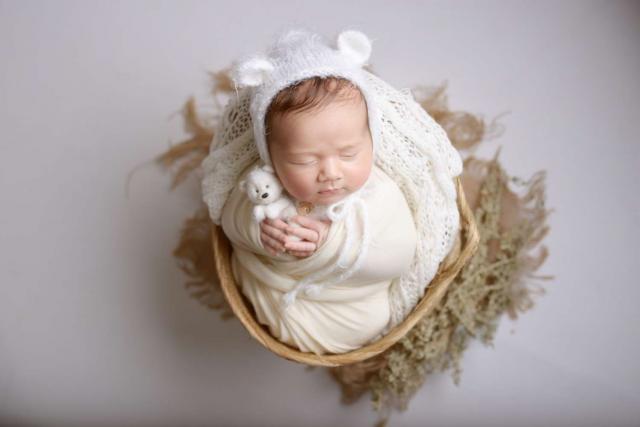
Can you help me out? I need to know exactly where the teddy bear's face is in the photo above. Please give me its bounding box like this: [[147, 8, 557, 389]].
[[241, 167, 284, 205]]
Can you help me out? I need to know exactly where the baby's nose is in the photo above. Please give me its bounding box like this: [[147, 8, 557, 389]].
[[319, 158, 343, 181], [261, 192, 269, 199]]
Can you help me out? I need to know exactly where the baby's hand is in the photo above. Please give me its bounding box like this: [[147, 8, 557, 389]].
[[259, 216, 331, 258], [283, 215, 331, 258]]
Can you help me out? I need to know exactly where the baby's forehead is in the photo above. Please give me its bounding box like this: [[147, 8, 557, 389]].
[[274, 103, 367, 143], [266, 80, 370, 147]]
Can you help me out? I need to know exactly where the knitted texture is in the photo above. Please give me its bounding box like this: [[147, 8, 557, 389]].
[[201, 66, 462, 326]]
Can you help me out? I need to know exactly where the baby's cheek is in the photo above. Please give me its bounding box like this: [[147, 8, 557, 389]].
[[279, 169, 315, 200], [348, 162, 372, 188]]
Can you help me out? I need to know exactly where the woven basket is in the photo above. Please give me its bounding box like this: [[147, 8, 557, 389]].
[[212, 177, 479, 367]]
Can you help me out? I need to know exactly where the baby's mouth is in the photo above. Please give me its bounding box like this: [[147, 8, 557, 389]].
[[318, 188, 343, 195]]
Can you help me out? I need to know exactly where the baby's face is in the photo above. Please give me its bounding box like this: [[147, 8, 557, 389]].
[[267, 92, 373, 205]]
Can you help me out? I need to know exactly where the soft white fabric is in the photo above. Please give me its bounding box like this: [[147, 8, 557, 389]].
[[221, 165, 416, 354], [202, 29, 462, 330]]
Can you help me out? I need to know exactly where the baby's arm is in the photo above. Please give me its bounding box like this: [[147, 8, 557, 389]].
[[260, 215, 331, 258]]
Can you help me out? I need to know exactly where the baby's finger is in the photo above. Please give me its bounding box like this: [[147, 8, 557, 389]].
[[261, 221, 288, 244], [261, 232, 285, 253], [265, 218, 289, 231], [284, 240, 316, 252], [291, 215, 329, 234], [286, 225, 319, 242]]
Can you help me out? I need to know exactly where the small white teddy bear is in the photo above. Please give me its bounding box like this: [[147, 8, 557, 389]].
[[239, 164, 298, 223]]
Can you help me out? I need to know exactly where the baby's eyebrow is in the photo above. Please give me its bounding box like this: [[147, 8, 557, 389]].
[[286, 150, 317, 155]]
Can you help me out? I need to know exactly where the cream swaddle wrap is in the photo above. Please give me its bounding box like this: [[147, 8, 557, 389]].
[[221, 166, 416, 354]]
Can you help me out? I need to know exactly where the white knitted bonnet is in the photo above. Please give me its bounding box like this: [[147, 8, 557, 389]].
[[230, 29, 382, 166]]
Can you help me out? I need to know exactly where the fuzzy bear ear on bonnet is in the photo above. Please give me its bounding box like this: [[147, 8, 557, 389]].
[[336, 30, 372, 67], [232, 55, 275, 88]]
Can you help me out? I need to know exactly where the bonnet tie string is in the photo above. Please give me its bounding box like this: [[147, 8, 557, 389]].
[[281, 190, 371, 310]]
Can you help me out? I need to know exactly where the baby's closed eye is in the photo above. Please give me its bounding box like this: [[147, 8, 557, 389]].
[[289, 160, 316, 166]]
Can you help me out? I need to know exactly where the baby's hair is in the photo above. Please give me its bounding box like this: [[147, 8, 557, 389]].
[[265, 77, 363, 140]]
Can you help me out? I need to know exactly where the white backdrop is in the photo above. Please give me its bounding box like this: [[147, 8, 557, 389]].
[[1, 1, 639, 426]]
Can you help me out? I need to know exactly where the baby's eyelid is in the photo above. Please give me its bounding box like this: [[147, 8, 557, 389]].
[[290, 160, 316, 165], [340, 152, 358, 158]]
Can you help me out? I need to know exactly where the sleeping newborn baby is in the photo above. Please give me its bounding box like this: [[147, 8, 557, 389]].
[[221, 76, 417, 354], [202, 29, 462, 355]]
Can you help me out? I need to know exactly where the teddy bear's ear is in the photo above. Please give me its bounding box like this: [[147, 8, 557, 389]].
[[231, 55, 275, 88], [262, 165, 275, 174], [239, 179, 247, 191], [336, 30, 372, 67]]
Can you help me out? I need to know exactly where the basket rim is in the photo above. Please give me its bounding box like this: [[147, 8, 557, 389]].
[[212, 177, 479, 367]]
